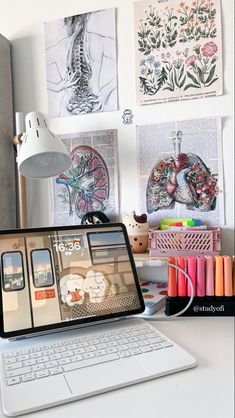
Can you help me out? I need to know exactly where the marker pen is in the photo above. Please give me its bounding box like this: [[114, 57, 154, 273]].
[[223, 256, 233, 298], [167, 257, 177, 299], [205, 255, 214, 298], [196, 256, 205, 297], [177, 256, 186, 297], [186, 256, 196, 297], [233, 256, 235, 296], [214, 256, 224, 298]]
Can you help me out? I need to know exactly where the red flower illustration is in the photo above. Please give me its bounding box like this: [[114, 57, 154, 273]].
[[201, 42, 218, 57], [185, 55, 197, 66], [196, 172, 206, 182]]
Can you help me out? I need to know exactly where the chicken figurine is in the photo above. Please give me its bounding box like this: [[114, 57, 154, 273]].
[[122, 211, 149, 253]]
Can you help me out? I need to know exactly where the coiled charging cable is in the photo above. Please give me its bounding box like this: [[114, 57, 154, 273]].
[[140, 261, 195, 320]]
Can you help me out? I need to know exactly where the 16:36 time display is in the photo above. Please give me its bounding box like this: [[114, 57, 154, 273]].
[[53, 242, 81, 252]]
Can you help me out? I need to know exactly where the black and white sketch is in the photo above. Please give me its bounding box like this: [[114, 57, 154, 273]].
[[44, 9, 118, 117]]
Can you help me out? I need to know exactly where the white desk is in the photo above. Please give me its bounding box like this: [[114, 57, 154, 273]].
[[0, 317, 234, 418]]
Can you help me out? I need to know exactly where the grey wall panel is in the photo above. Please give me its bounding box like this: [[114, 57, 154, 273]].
[[0, 34, 16, 228]]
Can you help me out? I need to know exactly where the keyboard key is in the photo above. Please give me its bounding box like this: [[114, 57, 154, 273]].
[[5, 362, 23, 371], [17, 354, 30, 361], [148, 337, 166, 344], [58, 358, 71, 365], [49, 367, 63, 375], [45, 361, 58, 369], [96, 343, 108, 349], [161, 342, 173, 348], [118, 345, 129, 351], [141, 346, 152, 353], [49, 353, 62, 360], [37, 356, 49, 364], [62, 351, 74, 358], [32, 364, 45, 372], [106, 348, 118, 354], [5, 367, 31, 378], [22, 373, 35, 382], [7, 377, 21, 386], [83, 352, 95, 359], [94, 350, 107, 357], [129, 348, 142, 355], [151, 343, 163, 350], [71, 355, 83, 362], [73, 348, 85, 355], [35, 370, 50, 379], [4, 358, 17, 364], [119, 351, 131, 358], [23, 359, 36, 367], [63, 353, 120, 372], [31, 352, 42, 359]]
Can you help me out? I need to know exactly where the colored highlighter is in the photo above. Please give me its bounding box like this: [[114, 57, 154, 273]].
[[205, 256, 214, 298], [167, 257, 177, 298], [223, 256, 233, 298], [177, 256, 186, 297], [196, 256, 205, 297], [186, 256, 196, 297], [215, 256, 224, 297], [233, 256, 235, 296]]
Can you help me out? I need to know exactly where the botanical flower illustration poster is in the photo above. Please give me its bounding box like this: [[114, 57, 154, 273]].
[[137, 117, 224, 226], [134, 0, 223, 105], [50, 130, 119, 226]]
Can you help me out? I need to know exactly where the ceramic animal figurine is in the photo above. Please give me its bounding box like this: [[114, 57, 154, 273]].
[[122, 211, 149, 253]]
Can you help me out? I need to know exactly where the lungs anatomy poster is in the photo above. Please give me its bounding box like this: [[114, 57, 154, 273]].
[[50, 130, 119, 225], [44, 8, 118, 117], [137, 117, 224, 226], [134, 0, 223, 105]]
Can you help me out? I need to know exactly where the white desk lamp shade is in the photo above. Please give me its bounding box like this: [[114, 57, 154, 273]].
[[18, 112, 71, 178]]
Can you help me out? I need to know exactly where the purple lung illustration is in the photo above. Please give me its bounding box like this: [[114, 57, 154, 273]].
[[56, 145, 109, 219], [146, 131, 218, 213]]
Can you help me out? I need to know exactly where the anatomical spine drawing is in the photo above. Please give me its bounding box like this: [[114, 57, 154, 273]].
[[52, 130, 119, 226], [134, 0, 222, 105], [44, 8, 118, 117]]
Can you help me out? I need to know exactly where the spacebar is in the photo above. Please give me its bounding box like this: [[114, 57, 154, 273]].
[[63, 354, 120, 372]]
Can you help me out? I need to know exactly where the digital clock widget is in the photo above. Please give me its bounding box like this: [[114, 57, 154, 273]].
[[53, 235, 83, 256]]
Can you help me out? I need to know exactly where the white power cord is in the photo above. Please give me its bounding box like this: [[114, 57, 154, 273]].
[[140, 261, 195, 320]]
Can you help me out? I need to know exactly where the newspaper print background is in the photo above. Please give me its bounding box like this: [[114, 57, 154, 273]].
[[134, 0, 223, 105], [51, 130, 119, 225]]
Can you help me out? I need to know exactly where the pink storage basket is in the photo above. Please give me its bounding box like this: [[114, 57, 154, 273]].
[[149, 227, 221, 257]]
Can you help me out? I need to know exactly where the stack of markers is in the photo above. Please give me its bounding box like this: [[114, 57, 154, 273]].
[[165, 256, 235, 316], [160, 218, 207, 231]]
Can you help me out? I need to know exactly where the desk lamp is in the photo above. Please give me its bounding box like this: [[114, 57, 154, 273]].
[[13, 111, 72, 227]]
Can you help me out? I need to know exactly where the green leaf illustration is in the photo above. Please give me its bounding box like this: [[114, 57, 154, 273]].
[[206, 77, 218, 87], [184, 83, 200, 90], [205, 64, 216, 85], [197, 67, 205, 84], [186, 71, 200, 86], [179, 75, 186, 88], [163, 86, 174, 91], [174, 69, 180, 88], [156, 67, 168, 91], [179, 65, 184, 81]]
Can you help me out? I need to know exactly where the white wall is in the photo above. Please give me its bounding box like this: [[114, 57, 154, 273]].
[[0, 0, 234, 253]]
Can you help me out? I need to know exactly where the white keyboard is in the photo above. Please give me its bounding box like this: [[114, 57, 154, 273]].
[[2, 324, 173, 387]]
